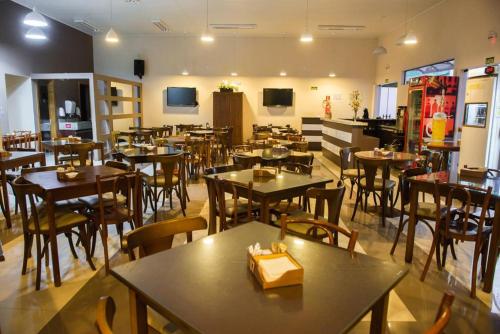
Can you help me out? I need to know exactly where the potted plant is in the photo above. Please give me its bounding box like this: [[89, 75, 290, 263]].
[[349, 90, 362, 121], [218, 81, 237, 93]]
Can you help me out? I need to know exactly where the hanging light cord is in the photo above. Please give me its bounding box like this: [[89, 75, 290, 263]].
[[305, 0, 309, 32], [206, 0, 209, 31]]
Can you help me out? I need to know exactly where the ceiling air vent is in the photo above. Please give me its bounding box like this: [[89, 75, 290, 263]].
[[73, 19, 100, 33], [152, 19, 169, 32], [210, 24, 257, 30], [318, 25, 366, 31]]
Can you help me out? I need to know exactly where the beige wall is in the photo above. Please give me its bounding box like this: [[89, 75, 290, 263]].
[[375, 0, 500, 85], [93, 36, 377, 140]]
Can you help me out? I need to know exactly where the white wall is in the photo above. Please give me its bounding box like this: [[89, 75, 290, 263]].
[[93, 36, 377, 140], [5, 74, 35, 133], [375, 0, 500, 85]]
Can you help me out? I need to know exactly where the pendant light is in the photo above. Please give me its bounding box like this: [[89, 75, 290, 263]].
[[23, 5, 48, 27], [398, 0, 417, 46], [105, 0, 119, 43], [25, 27, 47, 40], [201, 0, 214, 42], [300, 0, 313, 42], [373, 46, 387, 55]]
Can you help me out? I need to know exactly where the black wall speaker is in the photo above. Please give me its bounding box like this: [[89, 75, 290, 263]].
[[134, 59, 145, 79]]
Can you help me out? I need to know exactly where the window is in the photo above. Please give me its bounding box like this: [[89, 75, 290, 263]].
[[403, 59, 455, 84]]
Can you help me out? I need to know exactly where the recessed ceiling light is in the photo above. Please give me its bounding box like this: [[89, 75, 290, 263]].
[[181, 70, 189, 76], [201, 33, 214, 42], [23, 7, 48, 27], [403, 32, 418, 45], [25, 27, 47, 40], [328, 73, 336, 77], [280, 71, 287, 77], [300, 33, 313, 43], [230, 72, 238, 76], [210, 23, 256, 30]]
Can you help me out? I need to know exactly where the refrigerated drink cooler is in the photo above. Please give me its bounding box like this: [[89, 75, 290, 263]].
[[404, 76, 459, 153]]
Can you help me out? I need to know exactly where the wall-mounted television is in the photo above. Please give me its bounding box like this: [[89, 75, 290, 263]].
[[263, 88, 293, 107], [167, 87, 198, 106]]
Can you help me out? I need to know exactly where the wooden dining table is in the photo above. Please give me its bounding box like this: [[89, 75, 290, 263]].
[[204, 169, 332, 233], [112, 222, 408, 334], [113, 146, 183, 170], [166, 135, 204, 145], [41, 139, 104, 165], [406, 170, 500, 293], [22, 165, 139, 287], [354, 150, 418, 163], [0, 151, 46, 228]]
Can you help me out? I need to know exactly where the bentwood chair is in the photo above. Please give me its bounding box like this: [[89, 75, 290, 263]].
[[213, 177, 259, 231], [390, 167, 453, 257], [421, 182, 493, 298], [204, 164, 244, 175], [287, 152, 314, 166], [339, 147, 364, 199], [65, 142, 98, 167], [92, 171, 141, 274], [425, 291, 455, 334], [12, 176, 95, 290], [233, 155, 259, 169], [293, 141, 309, 152], [351, 157, 395, 226], [144, 153, 186, 221], [279, 215, 358, 256]]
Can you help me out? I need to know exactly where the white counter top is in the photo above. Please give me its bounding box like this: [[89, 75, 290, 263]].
[[322, 118, 368, 127]]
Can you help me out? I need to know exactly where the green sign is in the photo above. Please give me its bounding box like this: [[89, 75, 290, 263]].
[[485, 56, 495, 65]]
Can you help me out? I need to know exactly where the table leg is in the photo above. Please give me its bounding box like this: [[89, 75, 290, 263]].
[[129, 289, 148, 334], [260, 197, 270, 225], [404, 183, 418, 263], [47, 192, 61, 287], [100, 146, 105, 165], [1, 169, 12, 228], [40, 153, 46, 167], [54, 147, 60, 165], [0, 239, 5, 261], [483, 199, 500, 292], [206, 179, 217, 235], [370, 292, 389, 334]]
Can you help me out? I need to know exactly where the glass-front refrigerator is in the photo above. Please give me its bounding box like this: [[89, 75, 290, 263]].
[[404, 76, 459, 153]]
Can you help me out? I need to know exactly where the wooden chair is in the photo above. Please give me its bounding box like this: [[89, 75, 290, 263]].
[[204, 164, 243, 175], [351, 157, 395, 226], [287, 134, 303, 142], [214, 177, 259, 231], [424, 291, 455, 334], [286, 152, 314, 166], [92, 171, 142, 273], [65, 142, 97, 167], [144, 153, 186, 221], [123, 216, 208, 260], [339, 147, 364, 199], [390, 167, 454, 257], [12, 176, 95, 290], [293, 141, 309, 152], [279, 215, 358, 256], [233, 155, 259, 169], [184, 137, 206, 179], [421, 182, 493, 298]]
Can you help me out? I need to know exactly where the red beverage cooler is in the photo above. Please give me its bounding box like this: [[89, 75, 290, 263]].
[[404, 76, 459, 153]]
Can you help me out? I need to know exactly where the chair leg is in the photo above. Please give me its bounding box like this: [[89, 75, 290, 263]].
[[471, 243, 481, 298], [421, 231, 439, 282], [480, 238, 488, 279], [441, 240, 449, 268], [381, 191, 386, 227], [43, 235, 50, 267], [450, 241, 458, 260], [22, 234, 32, 275], [390, 214, 406, 255], [351, 188, 362, 221], [372, 192, 377, 207], [65, 232, 78, 259], [435, 235, 442, 271], [174, 187, 186, 216], [79, 225, 95, 271], [349, 179, 354, 199], [364, 192, 369, 213], [99, 225, 110, 274], [35, 234, 42, 291]]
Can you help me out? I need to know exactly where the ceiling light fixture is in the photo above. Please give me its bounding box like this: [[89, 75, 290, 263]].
[[210, 23, 257, 30], [152, 19, 169, 32], [403, 31, 417, 45], [181, 70, 189, 76], [398, 0, 417, 46], [201, 0, 214, 42], [25, 27, 47, 40], [328, 73, 336, 77], [280, 71, 287, 77], [300, 0, 313, 43], [105, 0, 119, 43], [372, 46, 387, 55], [73, 19, 100, 33], [230, 72, 238, 76], [23, 6, 48, 27]]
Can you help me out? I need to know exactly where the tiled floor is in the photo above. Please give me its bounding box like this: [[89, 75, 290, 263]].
[[0, 153, 499, 333]]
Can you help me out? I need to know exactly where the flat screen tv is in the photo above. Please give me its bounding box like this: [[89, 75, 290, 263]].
[[167, 87, 198, 106], [263, 88, 293, 107]]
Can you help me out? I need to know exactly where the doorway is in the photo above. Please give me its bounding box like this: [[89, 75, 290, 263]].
[[375, 82, 397, 118], [4, 74, 36, 134]]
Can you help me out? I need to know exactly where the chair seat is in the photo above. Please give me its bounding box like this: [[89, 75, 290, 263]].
[[70, 159, 93, 167], [275, 215, 327, 238], [145, 175, 179, 187], [445, 220, 493, 237], [225, 199, 259, 216], [270, 200, 302, 214], [342, 169, 365, 178], [28, 208, 88, 233], [97, 207, 134, 225], [360, 178, 396, 190], [79, 192, 127, 208], [404, 202, 448, 220]]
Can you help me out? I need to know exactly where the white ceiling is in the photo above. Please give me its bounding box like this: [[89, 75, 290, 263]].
[[13, 0, 443, 38]]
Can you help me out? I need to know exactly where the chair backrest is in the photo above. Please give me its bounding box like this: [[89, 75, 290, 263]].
[[429, 151, 443, 172], [104, 160, 131, 171], [204, 164, 243, 175], [11, 176, 45, 234], [133, 131, 152, 144], [399, 167, 428, 207], [279, 215, 359, 255], [147, 153, 184, 188], [306, 181, 345, 225], [214, 176, 254, 231], [66, 142, 95, 166], [293, 141, 309, 152], [287, 153, 314, 166], [339, 146, 361, 171], [437, 182, 492, 242], [123, 216, 208, 260], [233, 155, 258, 169], [425, 291, 455, 334], [356, 157, 390, 191], [96, 296, 115, 334], [280, 162, 313, 175]]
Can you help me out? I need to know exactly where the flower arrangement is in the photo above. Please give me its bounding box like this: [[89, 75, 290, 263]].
[[218, 81, 238, 92], [349, 90, 362, 120]]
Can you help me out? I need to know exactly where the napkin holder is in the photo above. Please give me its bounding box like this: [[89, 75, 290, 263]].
[[460, 166, 487, 179], [253, 168, 277, 178], [57, 171, 85, 181], [247, 252, 304, 289]]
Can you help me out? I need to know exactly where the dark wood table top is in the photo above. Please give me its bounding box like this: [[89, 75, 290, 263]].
[[112, 222, 407, 334], [247, 139, 294, 147], [114, 146, 183, 159], [0, 150, 44, 164], [41, 139, 102, 148], [409, 170, 500, 199], [355, 150, 418, 162], [22, 165, 125, 193], [425, 140, 460, 152], [204, 168, 332, 196]]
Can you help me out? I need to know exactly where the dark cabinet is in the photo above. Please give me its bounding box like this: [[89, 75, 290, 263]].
[[213, 92, 243, 145]]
